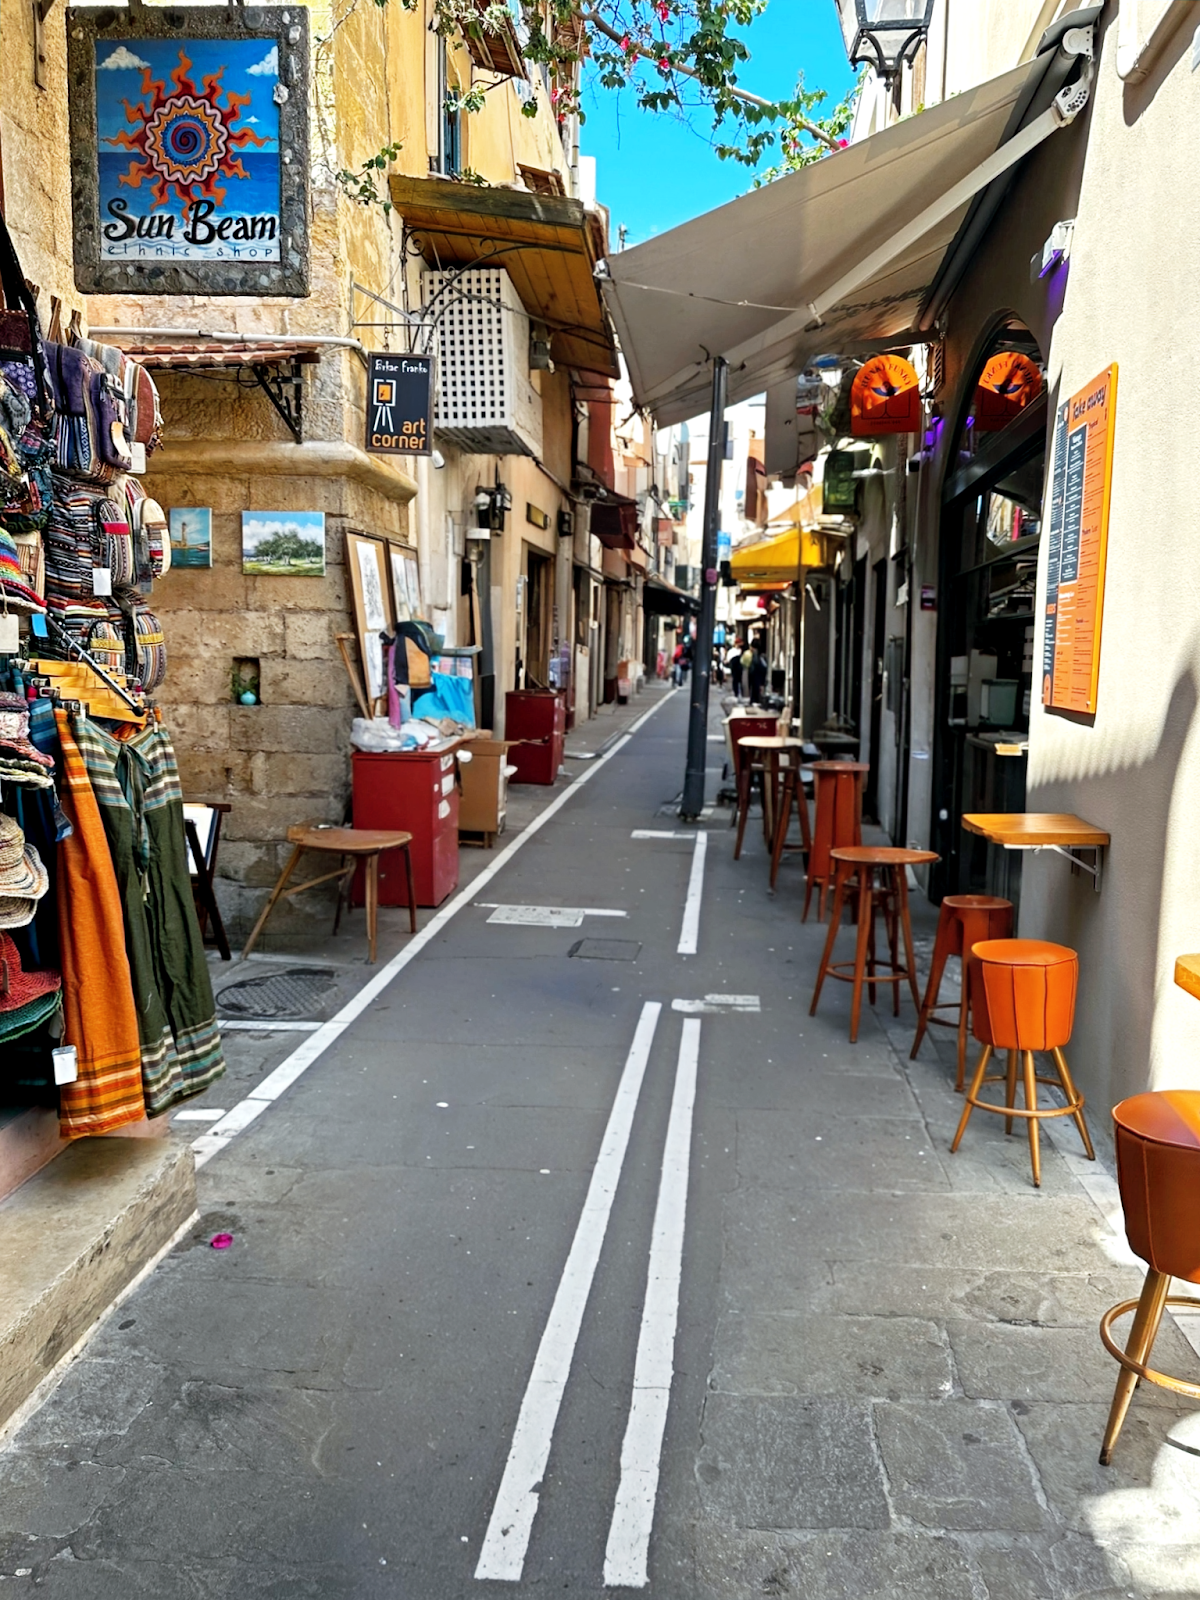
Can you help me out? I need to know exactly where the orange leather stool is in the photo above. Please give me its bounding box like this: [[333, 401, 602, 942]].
[[1098, 1090, 1200, 1464], [803, 761, 867, 921], [910, 895, 1013, 1088], [950, 939, 1095, 1186]]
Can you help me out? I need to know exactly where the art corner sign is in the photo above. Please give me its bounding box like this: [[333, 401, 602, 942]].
[[365, 353, 435, 457], [67, 5, 310, 296]]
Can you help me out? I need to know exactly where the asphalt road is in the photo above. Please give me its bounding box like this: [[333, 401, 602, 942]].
[[1, 687, 759, 1595]]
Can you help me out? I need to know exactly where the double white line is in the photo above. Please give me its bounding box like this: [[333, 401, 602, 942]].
[[475, 1003, 698, 1588]]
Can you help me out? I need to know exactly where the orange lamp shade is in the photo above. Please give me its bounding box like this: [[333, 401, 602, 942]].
[[973, 352, 1043, 432], [850, 355, 921, 436]]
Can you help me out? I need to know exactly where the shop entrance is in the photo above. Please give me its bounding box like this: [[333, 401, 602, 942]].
[[929, 327, 1047, 907]]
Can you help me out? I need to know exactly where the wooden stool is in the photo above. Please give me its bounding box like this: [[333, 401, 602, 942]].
[[738, 736, 804, 868], [731, 722, 776, 859], [803, 761, 868, 921], [1099, 1090, 1200, 1463], [810, 846, 938, 1042], [950, 939, 1095, 1186], [769, 752, 813, 891], [241, 825, 417, 965], [910, 894, 1013, 1088]]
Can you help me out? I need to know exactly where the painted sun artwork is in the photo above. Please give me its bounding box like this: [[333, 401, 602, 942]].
[[96, 37, 282, 262]]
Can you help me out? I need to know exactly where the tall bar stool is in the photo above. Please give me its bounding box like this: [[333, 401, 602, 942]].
[[803, 761, 868, 921], [738, 735, 805, 869], [769, 753, 813, 891], [950, 939, 1096, 1187], [810, 845, 938, 1042], [729, 715, 772, 859], [1098, 1090, 1200, 1464], [910, 894, 1013, 1088]]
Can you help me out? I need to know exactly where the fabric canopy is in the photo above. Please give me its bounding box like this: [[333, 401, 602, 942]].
[[730, 527, 832, 584], [600, 12, 1096, 424], [643, 574, 699, 615]]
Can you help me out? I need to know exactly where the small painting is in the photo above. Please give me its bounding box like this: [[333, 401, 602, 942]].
[[388, 542, 422, 622], [242, 511, 325, 576], [168, 506, 212, 568]]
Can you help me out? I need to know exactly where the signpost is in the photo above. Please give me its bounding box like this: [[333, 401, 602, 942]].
[[681, 357, 727, 820], [1042, 364, 1118, 715], [365, 353, 435, 457]]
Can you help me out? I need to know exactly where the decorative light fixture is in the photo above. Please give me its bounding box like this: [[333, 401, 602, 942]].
[[472, 476, 512, 536], [835, 0, 936, 80]]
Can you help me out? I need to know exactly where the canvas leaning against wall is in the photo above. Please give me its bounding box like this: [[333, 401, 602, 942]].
[[242, 512, 325, 576]]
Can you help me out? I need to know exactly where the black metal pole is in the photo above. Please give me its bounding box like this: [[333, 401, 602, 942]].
[[680, 356, 727, 819]]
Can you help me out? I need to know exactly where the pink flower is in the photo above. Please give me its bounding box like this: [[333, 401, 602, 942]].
[[210, 1233, 234, 1250], [837, 138, 849, 148], [658, 55, 670, 69]]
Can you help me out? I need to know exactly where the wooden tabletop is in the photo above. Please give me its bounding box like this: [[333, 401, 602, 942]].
[[287, 825, 413, 854], [737, 735, 806, 751], [1175, 955, 1200, 1003], [831, 846, 939, 866], [961, 813, 1110, 849], [810, 760, 870, 775]]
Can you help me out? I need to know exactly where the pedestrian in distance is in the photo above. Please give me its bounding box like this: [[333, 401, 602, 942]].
[[748, 640, 768, 705], [727, 640, 744, 699]]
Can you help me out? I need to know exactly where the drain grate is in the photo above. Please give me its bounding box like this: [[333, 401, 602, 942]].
[[568, 939, 642, 962], [216, 966, 340, 1020]]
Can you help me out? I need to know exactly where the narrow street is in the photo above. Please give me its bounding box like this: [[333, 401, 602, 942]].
[[2, 686, 1197, 1597]]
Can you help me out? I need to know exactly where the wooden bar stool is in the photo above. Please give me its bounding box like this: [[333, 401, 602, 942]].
[[737, 735, 805, 867], [910, 894, 1013, 1088], [803, 761, 868, 921], [810, 846, 938, 1042], [1098, 1090, 1200, 1463], [769, 753, 813, 891], [241, 825, 417, 964], [950, 939, 1095, 1186]]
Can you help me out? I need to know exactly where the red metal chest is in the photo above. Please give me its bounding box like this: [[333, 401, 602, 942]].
[[505, 691, 565, 785], [351, 745, 460, 908]]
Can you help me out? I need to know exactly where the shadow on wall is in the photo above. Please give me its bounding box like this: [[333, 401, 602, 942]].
[[1028, 662, 1200, 1112]]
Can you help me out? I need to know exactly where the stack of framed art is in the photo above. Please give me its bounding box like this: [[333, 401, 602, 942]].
[[344, 530, 425, 708]]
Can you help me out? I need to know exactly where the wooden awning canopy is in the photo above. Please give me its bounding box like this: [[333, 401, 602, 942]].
[[389, 174, 619, 378]]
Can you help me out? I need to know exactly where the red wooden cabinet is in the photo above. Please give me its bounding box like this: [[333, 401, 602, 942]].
[[505, 691, 565, 785], [352, 745, 460, 907]]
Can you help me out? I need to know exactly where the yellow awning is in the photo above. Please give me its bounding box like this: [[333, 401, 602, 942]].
[[730, 526, 830, 583]]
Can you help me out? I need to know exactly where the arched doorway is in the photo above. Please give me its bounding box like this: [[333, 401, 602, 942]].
[[929, 320, 1047, 906]]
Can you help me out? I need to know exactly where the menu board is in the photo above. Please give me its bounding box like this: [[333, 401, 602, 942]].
[[1042, 365, 1118, 715]]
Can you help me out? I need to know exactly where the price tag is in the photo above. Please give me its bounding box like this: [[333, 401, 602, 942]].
[[0, 614, 19, 654], [129, 442, 147, 474], [52, 1045, 79, 1086], [92, 567, 112, 596]]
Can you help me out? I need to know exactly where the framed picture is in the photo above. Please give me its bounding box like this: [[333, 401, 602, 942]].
[[387, 540, 422, 623], [242, 511, 325, 576], [168, 507, 212, 568], [345, 531, 390, 704]]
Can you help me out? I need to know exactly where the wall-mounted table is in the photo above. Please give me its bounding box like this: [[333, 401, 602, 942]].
[[961, 812, 1110, 892]]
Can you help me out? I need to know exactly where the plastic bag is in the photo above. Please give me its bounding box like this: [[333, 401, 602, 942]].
[[411, 671, 476, 728]]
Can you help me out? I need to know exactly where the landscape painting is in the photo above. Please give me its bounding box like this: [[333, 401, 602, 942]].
[[242, 511, 326, 576]]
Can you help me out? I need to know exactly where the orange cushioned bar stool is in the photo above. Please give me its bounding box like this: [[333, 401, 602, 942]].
[[950, 939, 1095, 1187], [810, 846, 938, 1043], [803, 761, 868, 921], [1098, 1090, 1200, 1465], [910, 895, 1013, 1089]]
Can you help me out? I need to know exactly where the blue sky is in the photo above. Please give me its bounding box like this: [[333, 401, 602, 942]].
[[580, 0, 855, 245]]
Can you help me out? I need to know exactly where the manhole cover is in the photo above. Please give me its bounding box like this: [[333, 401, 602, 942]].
[[216, 966, 339, 1019], [568, 939, 642, 961]]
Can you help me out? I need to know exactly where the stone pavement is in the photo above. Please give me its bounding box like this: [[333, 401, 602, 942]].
[[684, 837, 1200, 1600]]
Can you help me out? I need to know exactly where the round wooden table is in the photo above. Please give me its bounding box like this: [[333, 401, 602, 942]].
[[735, 736, 806, 860]]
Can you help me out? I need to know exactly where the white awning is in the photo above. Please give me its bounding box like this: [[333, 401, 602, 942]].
[[600, 15, 1096, 426]]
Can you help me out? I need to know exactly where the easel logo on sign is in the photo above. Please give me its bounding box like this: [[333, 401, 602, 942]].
[[366, 353, 434, 456]]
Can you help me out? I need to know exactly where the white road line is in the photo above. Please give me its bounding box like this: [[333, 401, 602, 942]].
[[475, 1002, 664, 1583], [677, 832, 707, 956], [672, 995, 760, 1015], [217, 1019, 323, 1033], [191, 689, 679, 1169], [172, 1109, 227, 1122], [603, 1017, 699, 1589]]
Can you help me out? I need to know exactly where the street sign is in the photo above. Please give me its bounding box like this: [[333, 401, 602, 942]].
[[366, 352, 435, 456]]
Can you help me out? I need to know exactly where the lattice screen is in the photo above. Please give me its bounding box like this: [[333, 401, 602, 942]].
[[422, 267, 541, 456]]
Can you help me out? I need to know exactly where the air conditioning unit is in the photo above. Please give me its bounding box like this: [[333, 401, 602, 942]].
[[422, 267, 542, 457]]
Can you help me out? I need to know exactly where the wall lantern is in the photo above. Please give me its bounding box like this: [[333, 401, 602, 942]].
[[471, 478, 513, 536], [835, 0, 937, 79]]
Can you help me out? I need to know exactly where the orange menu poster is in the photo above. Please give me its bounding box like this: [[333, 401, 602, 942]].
[[1042, 364, 1118, 714]]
